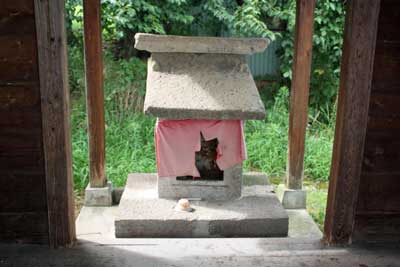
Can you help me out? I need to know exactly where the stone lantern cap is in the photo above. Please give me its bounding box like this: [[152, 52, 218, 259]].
[[135, 33, 268, 120]]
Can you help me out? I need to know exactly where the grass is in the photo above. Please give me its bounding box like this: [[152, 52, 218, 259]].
[[306, 182, 329, 230], [71, 98, 156, 189], [71, 88, 334, 188], [69, 47, 335, 229]]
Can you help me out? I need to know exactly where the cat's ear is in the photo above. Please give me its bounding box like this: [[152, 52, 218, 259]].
[[200, 132, 205, 142], [213, 138, 219, 146]]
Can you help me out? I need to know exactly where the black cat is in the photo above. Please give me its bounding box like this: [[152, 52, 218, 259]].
[[177, 132, 224, 181]]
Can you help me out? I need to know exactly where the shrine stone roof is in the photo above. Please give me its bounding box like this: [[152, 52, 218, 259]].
[[135, 34, 267, 120]]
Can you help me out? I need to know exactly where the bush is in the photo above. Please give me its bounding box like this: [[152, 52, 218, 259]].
[[279, 1, 345, 113], [66, 1, 345, 112]]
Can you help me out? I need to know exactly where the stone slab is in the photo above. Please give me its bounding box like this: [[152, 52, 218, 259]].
[[135, 33, 269, 55], [286, 210, 322, 239], [144, 53, 266, 120], [114, 174, 288, 238], [158, 164, 242, 200], [84, 181, 113, 206], [77, 204, 322, 241]]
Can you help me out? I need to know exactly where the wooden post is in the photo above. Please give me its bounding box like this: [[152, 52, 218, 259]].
[[324, 0, 381, 245], [83, 0, 106, 188], [287, 0, 315, 190], [34, 0, 76, 247]]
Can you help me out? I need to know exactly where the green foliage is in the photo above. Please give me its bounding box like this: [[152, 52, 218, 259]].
[[101, 0, 194, 38], [279, 1, 345, 110], [68, 45, 147, 113], [65, 0, 83, 46], [232, 0, 286, 40], [198, 0, 345, 111], [66, 0, 195, 47], [65, 0, 283, 51], [66, 0, 344, 111], [231, 1, 345, 112]]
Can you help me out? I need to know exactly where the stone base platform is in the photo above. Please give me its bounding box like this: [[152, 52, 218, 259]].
[[115, 173, 288, 238]]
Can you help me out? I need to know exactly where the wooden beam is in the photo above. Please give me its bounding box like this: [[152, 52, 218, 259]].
[[34, 0, 76, 247], [324, 0, 381, 245], [83, 0, 106, 188], [287, 0, 315, 190]]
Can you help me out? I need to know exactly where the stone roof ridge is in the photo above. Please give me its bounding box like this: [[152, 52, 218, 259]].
[[135, 33, 269, 55]]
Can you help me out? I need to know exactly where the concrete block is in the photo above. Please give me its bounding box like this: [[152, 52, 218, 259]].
[[277, 184, 307, 209], [114, 174, 289, 238], [158, 164, 242, 200], [143, 53, 266, 120], [84, 181, 113, 206], [135, 33, 269, 55]]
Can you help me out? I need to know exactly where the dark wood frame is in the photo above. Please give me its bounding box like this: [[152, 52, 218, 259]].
[[323, 0, 381, 245], [83, 0, 107, 188], [34, 0, 76, 248]]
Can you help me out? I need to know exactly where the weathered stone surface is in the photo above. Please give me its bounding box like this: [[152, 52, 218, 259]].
[[242, 171, 269, 186], [114, 174, 288, 238], [4, 234, 400, 267], [282, 190, 307, 209], [276, 184, 307, 209], [158, 164, 242, 200], [84, 181, 113, 206], [135, 33, 269, 55], [286, 210, 322, 239], [144, 53, 266, 120]]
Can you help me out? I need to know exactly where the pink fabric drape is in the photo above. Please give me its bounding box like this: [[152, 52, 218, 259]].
[[155, 119, 246, 178]]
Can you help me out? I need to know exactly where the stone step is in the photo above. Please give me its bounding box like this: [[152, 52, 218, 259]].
[[114, 173, 288, 238]]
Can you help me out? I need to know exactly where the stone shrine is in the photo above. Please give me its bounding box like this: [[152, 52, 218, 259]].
[[114, 34, 289, 238]]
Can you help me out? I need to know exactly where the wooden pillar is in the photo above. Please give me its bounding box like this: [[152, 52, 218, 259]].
[[34, 0, 76, 247], [287, 0, 316, 190], [324, 0, 381, 245], [83, 0, 106, 188]]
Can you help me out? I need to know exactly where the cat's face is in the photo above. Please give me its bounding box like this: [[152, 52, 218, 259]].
[[199, 132, 219, 155]]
